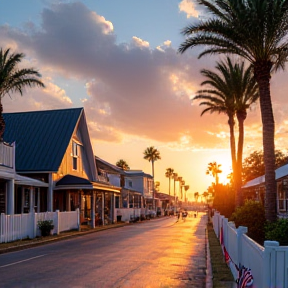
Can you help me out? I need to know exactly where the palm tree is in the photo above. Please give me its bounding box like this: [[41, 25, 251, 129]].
[[165, 168, 174, 196], [143, 146, 161, 209], [180, 179, 185, 200], [116, 159, 130, 170], [178, 0, 288, 222], [172, 172, 178, 205], [194, 191, 199, 203], [143, 146, 161, 178], [0, 48, 45, 139], [194, 57, 259, 207], [206, 162, 222, 186], [184, 185, 190, 203], [202, 191, 209, 204]]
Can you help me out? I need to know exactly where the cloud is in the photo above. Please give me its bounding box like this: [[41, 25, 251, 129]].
[[179, 0, 199, 18], [1, 1, 288, 154]]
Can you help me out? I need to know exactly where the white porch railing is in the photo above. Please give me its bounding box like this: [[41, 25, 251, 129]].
[[0, 142, 14, 168], [212, 211, 288, 288], [0, 209, 80, 243]]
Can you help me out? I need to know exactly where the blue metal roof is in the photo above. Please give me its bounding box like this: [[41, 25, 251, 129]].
[[3, 108, 83, 172]]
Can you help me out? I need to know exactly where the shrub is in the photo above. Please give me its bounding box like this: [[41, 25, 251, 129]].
[[265, 219, 288, 245], [212, 184, 235, 218], [229, 200, 266, 244], [37, 220, 54, 236]]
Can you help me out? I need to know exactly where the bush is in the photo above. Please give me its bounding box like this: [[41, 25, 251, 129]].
[[212, 184, 235, 218], [37, 220, 54, 236], [229, 200, 266, 244], [265, 219, 288, 245]]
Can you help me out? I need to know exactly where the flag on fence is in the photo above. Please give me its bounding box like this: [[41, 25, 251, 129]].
[[236, 265, 254, 288]]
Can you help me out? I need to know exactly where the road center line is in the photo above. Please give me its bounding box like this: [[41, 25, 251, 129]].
[[0, 254, 47, 268]]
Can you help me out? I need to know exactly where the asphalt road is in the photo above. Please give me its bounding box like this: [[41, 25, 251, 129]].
[[0, 213, 207, 288]]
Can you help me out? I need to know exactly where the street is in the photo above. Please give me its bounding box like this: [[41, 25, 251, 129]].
[[0, 213, 207, 288]]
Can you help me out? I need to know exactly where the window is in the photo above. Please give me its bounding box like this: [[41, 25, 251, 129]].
[[72, 142, 79, 170], [129, 181, 132, 188], [278, 181, 288, 212]]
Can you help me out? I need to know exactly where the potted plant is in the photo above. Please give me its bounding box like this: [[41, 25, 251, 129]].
[[37, 220, 54, 236]]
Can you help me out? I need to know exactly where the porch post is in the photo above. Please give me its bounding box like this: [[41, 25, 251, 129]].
[[91, 191, 95, 228], [29, 187, 33, 213], [7, 179, 14, 215], [48, 173, 53, 211], [111, 193, 115, 223], [101, 192, 104, 226]]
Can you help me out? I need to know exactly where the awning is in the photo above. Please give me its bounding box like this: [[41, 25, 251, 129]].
[[15, 174, 49, 187], [55, 174, 93, 190]]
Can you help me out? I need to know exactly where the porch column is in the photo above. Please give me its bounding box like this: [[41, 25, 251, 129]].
[[101, 192, 104, 226], [48, 173, 53, 211], [29, 187, 33, 213], [91, 191, 95, 228], [7, 179, 14, 215], [111, 193, 115, 223], [66, 191, 71, 212]]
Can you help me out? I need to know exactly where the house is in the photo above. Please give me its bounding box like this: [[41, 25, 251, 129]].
[[3, 108, 120, 226], [95, 157, 152, 210], [241, 163, 288, 217], [0, 141, 48, 215], [123, 170, 154, 209]]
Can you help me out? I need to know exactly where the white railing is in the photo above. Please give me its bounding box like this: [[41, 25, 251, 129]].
[[0, 209, 80, 243], [212, 211, 288, 288], [0, 142, 14, 168]]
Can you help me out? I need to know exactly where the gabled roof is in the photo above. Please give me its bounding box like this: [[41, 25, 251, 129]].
[[3, 108, 83, 172], [95, 156, 125, 175]]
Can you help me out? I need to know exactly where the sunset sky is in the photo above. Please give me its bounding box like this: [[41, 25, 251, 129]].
[[1, 0, 288, 200]]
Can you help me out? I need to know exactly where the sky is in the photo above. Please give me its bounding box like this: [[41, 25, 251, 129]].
[[1, 0, 288, 200]]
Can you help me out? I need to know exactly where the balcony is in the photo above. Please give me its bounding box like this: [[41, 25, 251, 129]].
[[0, 142, 14, 169]]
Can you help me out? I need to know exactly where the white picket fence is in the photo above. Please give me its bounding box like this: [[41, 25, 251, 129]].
[[116, 208, 150, 222], [0, 209, 80, 243], [212, 211, 288, 288]]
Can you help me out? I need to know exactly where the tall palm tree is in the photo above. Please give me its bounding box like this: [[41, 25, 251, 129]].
[[180, 179, 185, 199], [194, 57, 259, 207], [143, 146, 161, 178], [184, 185, 190, 203], [165, 168, 174, 196], [206, 162, 222, 186], [172, 172, 178, 203], [179, 0, 288, 222], [116, 159, 130, 170], [0, 48, 45, 139], [143, 146, 161, 209], [194, 191, 199, 203]]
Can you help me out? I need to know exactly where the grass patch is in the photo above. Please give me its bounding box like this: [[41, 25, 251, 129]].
[[207, 222, 234, 288]]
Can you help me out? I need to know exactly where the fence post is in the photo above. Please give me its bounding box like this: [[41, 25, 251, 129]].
[[76, 208, 80, 231], [31, 212, 36, 239], [263, 240, 279, 288], [0, 213, 3, 243], [237, 226, 248, 267], [55, 210, 60, 235]]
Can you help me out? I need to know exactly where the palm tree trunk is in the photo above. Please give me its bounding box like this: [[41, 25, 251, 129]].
[[152, 161, 155, 210], [168, 177, 171, 196], [0, 100, 5, 141], [255, 61, 277, 222], [235, 112, 246, 207]]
